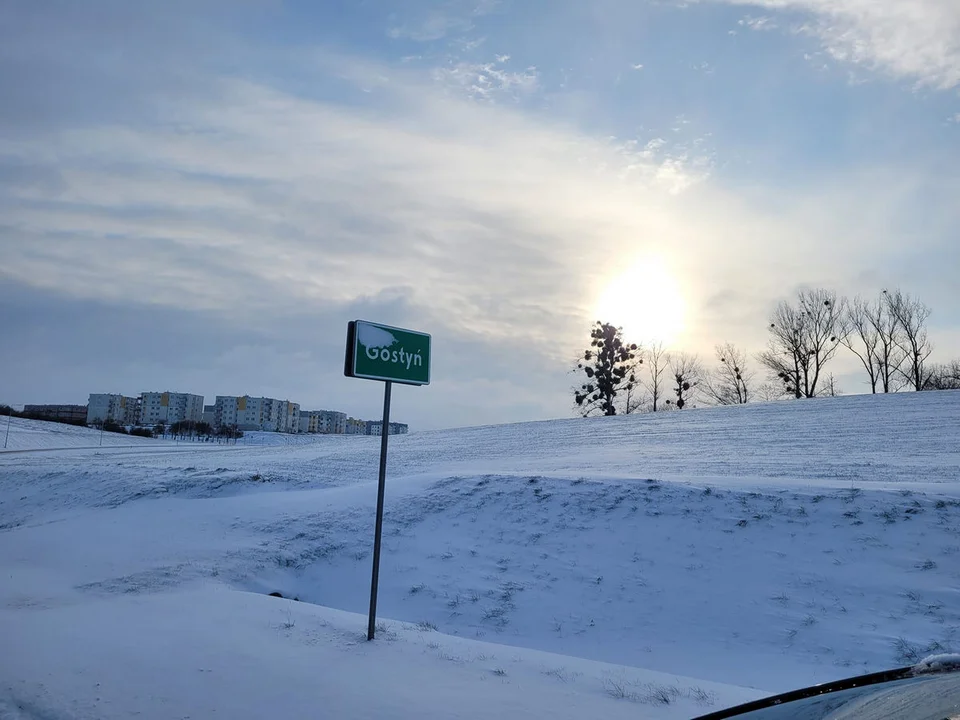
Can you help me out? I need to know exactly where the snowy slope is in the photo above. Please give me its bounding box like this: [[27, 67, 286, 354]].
[[1, 585, 757, 719], [0, 416, 164, 452], [1, 391, 959, 717]]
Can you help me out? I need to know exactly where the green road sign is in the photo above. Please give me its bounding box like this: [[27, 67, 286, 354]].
[[345, 320, 431, 386], [344, 319, 431, 639]]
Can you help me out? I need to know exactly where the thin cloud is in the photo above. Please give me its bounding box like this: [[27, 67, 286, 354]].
[[387, 0, 499, 42], [455, 37, 487, 52], [712, 0, 960, 89], [1, 60, 712, 354], [3, 55, 953, 359], [432, 56, 540, 100], [388, 16, 471, 42], [739, 15, 778, 31]]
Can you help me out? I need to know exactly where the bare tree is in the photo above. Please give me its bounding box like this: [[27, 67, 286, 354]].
[[755, 382, 788, 402], [887, 290, 934, 391], [924, 360, 960, 390], [666, 352, 703, 410], [759, 302, 806, 399], [758, 289, 845, 398], [645, 341, 669, 412], [622, 351, 648, 414], [868, 291, 907, 393], [703, 343, 753, 405], [825, 373, 842, 397], [948, 360, 960, 388], [841, 296, 882, 393]]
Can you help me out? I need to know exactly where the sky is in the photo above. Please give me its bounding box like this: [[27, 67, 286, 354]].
[[1, 0, 958, 430]]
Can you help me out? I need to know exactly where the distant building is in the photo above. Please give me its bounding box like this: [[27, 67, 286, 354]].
[[366, 421, 409, 436], [299, 409, 347, 434], [299, 412, 313, 433], [139, 392, 204, 426], [345, 417, 367, 435], [87, 394, 140, 425], [214, 396, 301, 433], [285, 400, 301, 434], [201, 405, 216, 426], [214, 396, 239, 429], [23, 404, 88, 423]]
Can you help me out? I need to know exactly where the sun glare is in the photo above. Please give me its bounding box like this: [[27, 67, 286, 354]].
[[593, 257, 687, 346]]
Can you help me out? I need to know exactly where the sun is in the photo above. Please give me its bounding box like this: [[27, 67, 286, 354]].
[[593, 257, 687, 346]]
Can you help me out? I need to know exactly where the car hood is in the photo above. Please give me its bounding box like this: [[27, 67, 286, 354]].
[[694, 654, 960, 720]]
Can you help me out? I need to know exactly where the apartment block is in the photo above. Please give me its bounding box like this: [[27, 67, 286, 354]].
[[345, 417, 367, 435], [23, 404, 88, 423], [215, 396, 301, 433], [284, 400, 301, 434], [201, 405, 216, 426], [87, 394, 140, 425], [139, 392, 204, 426], [299, 409, 347, 434], [366, 421, 409, 436]]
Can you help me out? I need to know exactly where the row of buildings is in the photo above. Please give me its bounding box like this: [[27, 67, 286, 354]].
[[69, 392, 408, 435], [22, 404, 89, 423], [86, 392, 204, 427]]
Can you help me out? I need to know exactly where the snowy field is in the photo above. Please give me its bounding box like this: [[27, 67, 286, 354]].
[[2, 391, 959, 718], [0, 416, 165, 452]]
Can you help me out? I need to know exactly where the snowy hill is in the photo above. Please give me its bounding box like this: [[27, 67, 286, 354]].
[[1, 391, 959, 718], [0, 416, 163, 452]]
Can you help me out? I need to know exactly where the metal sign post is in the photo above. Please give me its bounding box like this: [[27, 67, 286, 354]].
[[345, 320, 431, 641], [367, 380, 391, 641]]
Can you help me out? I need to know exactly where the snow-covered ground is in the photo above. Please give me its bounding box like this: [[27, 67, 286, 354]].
[[2, 392, 959, 718], [2, 586, 754, 719], [0, 416, 165, 452]]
